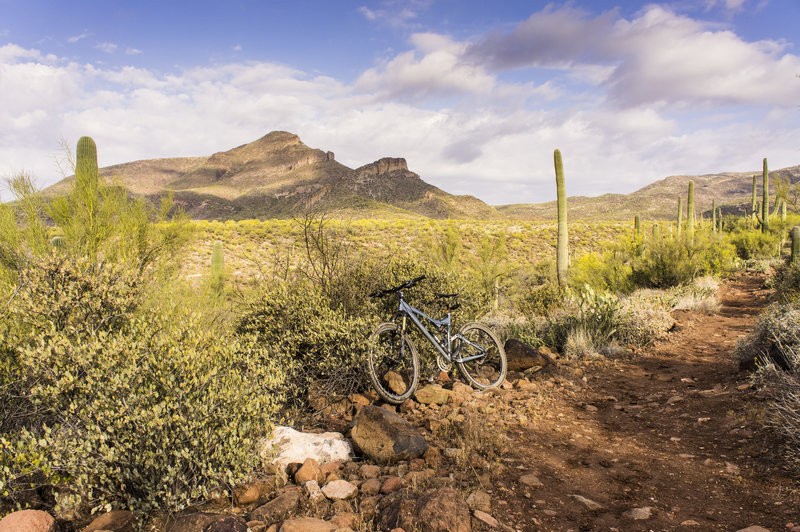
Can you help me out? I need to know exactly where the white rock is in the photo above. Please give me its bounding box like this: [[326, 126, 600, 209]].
[[321, 479, 358, 500], [305, 479, 325, 503], [624, 507, 652, 520], [735, 527, 771, 532], [570, 494, 604, 511], [260, 426, 353, 467]]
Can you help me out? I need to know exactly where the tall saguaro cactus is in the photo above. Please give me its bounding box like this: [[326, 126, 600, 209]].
[[76, 136, 100, 258], [711, 199, 716, 234], [792, 226, 800, 265], [761, 158, 770, 233], [687, 181, 695, 243], [751, 174, 757, 226], [677, 196, 683, 237], [554, 149, 568, 286], [211, 241, 224, 288]]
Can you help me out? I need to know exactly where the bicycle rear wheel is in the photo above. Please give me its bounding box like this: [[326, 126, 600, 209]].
[[368, 322, 420, 404], [455, 322, 506, 390]]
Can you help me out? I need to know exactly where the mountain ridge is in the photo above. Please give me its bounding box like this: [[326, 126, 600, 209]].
[[44, 131, 799, 221], [45, 131, 500, 220]]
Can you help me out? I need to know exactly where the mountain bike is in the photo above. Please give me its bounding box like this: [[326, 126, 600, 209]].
[[367, 275, 506, 404]]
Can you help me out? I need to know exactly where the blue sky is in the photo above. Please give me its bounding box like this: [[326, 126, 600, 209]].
[[1, 0, 799, 205]]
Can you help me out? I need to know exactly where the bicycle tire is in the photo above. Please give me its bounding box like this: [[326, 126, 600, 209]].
[[368, 322, 420, 404], [455, 322, 506, 390]]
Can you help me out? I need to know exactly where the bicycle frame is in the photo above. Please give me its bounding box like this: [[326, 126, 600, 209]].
[[395, 291, 485, 364]]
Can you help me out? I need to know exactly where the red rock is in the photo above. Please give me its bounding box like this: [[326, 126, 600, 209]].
[[0, 510, 55, 532]]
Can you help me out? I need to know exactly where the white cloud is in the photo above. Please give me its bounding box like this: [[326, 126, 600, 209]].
[[125, 47, 142, 55], [356, 0, 431, 28], [67, 32, 90, 43], [95, 42, 118, 54], [465, 4, 800, 107]]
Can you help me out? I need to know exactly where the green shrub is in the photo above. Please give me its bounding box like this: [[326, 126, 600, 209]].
[[630, 231, 735, 288], [236, 279, 372, 401], [616, 290, 676, 347], [569, 248, 634, 294], [729, 229, 781, 260], [1, 256, 284, 516], [771, 261, 800, 302]]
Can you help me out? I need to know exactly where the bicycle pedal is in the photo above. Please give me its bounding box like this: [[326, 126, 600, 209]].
[[428, 370, 441, 383]]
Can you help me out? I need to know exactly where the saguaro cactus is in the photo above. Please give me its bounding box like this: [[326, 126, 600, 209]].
[[687, 181, 695, 243], [677, 196, 683, 237], [792, 226, 800, 264], [554, 149, 568, 286], [211, 241, 224, 286], [653, 223, 661, 240], [634, 215, 641, 240], [711, 199, 716, 234], [76, 136, 99, 194], [761, 158, 769, 233], [751, 174, 757, 225]]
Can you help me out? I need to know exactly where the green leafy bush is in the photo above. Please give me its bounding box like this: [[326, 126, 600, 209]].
[[1, 256, 284, 516], [729, 229, 781, 260], [770, 261, 800, 302], [630, 232, 735, 288], [236, 279, 372, 401]]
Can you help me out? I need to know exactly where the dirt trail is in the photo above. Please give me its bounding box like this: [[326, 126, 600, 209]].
[[489, 273, 800, 531]]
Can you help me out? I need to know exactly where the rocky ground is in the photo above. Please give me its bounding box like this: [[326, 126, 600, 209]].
[[3, 272, 799, 532]]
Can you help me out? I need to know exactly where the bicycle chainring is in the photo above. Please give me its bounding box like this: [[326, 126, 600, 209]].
[[436, 354, 453, 372]]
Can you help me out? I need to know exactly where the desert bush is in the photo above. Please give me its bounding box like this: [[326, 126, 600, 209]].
[[770, 261, 800, 302], [569, 247, 634, 294], [616, 290, 676, 347], [734, 299, 800, 371], [737, 299, 800, 473], [0, 256, 284, 516], [537, 285, 621, 357], [729, 228, 781, 260], [236, 278, 372, 401], [671, 277, 722, 314], [630, 232, 735, 289]]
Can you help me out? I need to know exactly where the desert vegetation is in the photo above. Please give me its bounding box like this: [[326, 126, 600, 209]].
[[1, 139, 799, 529]]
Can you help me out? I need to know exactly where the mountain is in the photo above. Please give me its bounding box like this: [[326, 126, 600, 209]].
[[45, 131, 499, 220], [498, 165, 800, 221]]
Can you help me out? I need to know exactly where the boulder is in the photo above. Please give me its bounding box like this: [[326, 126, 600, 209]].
[[249, 490, 302, 525], [351, 405, 428, 463], [414, 385, 451, 405], [295, 458, 323, 484], [260, 426, 353, 468], [203, 516, 249, 532], [82, 510, 136, 531], [234, 476, 279, 506], [321, 480, 358, 500], [378, 488, 471, 532], [466, 491, 491, 513], [160, 513, 220, 532], [279, 517, 336, 532], [0, 510, 55, 532], [415, 488, 471, 532], [503, 339, 555, 372]]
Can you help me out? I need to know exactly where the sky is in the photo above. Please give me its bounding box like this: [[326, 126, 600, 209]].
[[1, 0, 799, 205]]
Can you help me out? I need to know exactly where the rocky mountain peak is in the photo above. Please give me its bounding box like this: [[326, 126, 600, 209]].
[[355, 157, 409, 177]]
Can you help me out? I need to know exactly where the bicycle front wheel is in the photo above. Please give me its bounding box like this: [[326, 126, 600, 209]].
[[368, 322, 420, 404], [455, 322, 506, 390]]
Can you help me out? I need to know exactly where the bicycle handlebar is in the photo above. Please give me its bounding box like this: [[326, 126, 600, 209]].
[[369, 275, 426, 298]]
